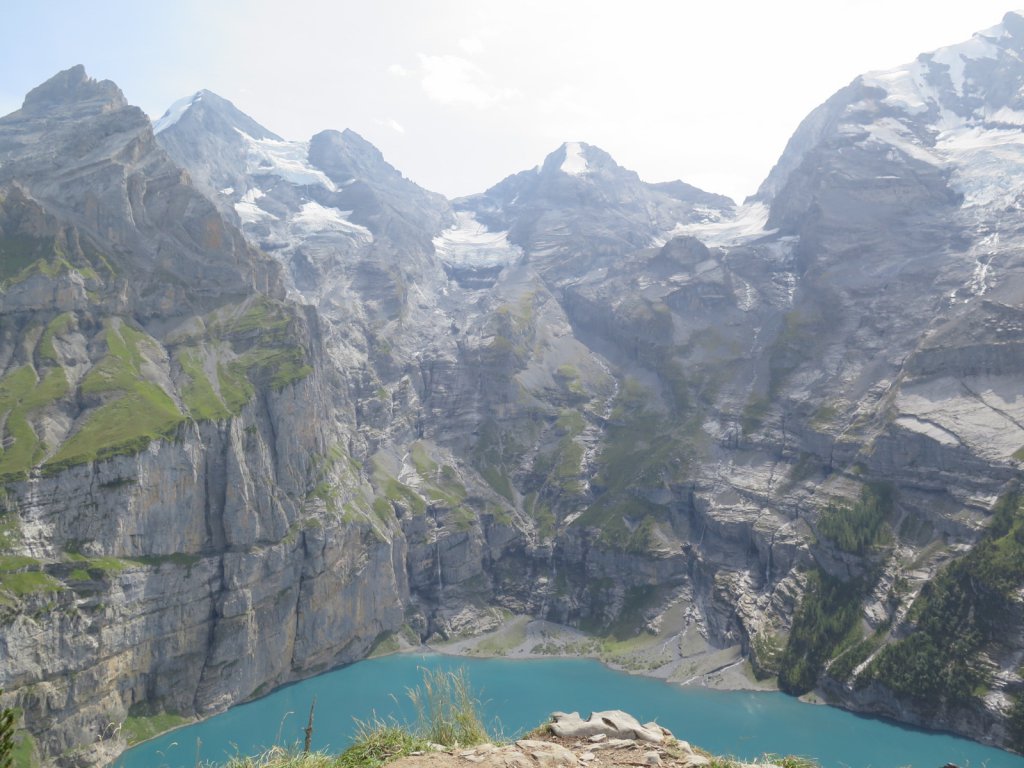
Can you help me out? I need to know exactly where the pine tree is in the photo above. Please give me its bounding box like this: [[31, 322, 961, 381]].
[[0, 689, 15, 768]]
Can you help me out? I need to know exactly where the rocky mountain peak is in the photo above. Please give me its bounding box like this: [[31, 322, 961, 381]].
[[537, 141, 635, 183], [19, 64, 127, 118], [1002, 10, 1024, 40], [756, 10, 1024, 233], [153, 88, 280, 141], [308, 127, 397, 185]]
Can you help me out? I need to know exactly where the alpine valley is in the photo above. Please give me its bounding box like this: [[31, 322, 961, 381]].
[[3, 12, 1024, 767]]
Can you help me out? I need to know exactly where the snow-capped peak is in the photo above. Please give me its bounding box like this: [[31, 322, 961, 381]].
[[860, 17, 1011, 115], [153, 92, 202, 134], [560, 142, 589, 175]]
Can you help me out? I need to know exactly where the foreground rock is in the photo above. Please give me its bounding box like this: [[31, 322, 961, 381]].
[[389, 711, 786, 768]]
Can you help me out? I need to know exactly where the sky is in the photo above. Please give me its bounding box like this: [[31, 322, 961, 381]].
[[1, 1, 1020, 202]]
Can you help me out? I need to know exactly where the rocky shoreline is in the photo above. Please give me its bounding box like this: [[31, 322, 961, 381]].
[[424, 615, 777, 694]]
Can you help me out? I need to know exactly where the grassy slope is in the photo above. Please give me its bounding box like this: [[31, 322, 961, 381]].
[[0, 296, 314, 478]]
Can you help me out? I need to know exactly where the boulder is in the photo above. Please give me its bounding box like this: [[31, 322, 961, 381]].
[[548, 710, 673, 743]]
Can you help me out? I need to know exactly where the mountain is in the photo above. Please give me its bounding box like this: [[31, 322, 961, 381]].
[[4, 12, 1024, 764], [459, 141, 734, 281], [0, 68, 414, 768]]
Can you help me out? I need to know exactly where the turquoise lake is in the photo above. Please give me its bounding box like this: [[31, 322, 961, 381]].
[[113, 654, 1024, 768]]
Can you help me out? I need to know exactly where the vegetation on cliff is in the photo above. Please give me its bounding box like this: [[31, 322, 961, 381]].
[[863, 490, 1024, 719]]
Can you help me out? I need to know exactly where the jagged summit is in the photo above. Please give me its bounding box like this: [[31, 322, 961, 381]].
[[152, 88, 280, 141], [154, 88, 452, 306], [456, 141, 734, 277], [533, 141, 637, 183], [0, 67, 280, 313], [18, 64, 127, 118], [537, 141, 616, 178], [309, 127, 404, 186], [756, 10, 1024, 213]]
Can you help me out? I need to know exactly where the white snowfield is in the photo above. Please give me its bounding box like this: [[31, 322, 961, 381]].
[[432, 211, 522, 268], [857, 17, 1024, 210], [560, 141, 589, 175], [668, 202, 772, 248], [234, 187, 276, 224], [153, 92, 202, 134], [290, 201, 373, 243], [236, 129, 338, 191]]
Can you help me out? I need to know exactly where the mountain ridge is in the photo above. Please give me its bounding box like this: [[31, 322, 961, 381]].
[[3, 12, 1024, 765]]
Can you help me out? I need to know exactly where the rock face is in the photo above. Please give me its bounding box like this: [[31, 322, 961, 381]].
[[4, 13, 1024, 763]]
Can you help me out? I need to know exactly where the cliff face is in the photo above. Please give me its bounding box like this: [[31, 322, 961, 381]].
[[4, 16, 1024, 762], [0, 68, 414, 766]]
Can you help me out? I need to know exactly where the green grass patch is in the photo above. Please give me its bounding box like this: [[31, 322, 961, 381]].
[[214, 296, 292, 337], [44, 321, 183, 471], [231, 346, 312, 392], [46, 386, 182, 470], [0, 555, 37, 570], [121, 712, 189, 746], [555, 408, 585, 435], [177, 348, 231, 421], [0, 514, 20, 552], [9, 721, 38, 768], [410, 442, 438, 477], [217, 361, 254, 413], [372, 460, 426, 516], [474, 620, 528, 655], [130, 553, 201, 568], [479, 466, 513, 502], [38, 313, 73, 363], [0, 235, 63, 289], [309, 482, 340, 514], [0, 570, 60, 597], [63, 552, 133, 574], [524, 493, 555, 540], [0, 364, 69, 481]]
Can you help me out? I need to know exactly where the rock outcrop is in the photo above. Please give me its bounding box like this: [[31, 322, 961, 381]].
[[388, 711, 774, 768]]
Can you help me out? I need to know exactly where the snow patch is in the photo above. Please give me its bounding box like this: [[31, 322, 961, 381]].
[[234, 202, 276, 224], [669, 202, 772, 248], [153, 92, 202, 134], [863, 118, 940, 166], [237, 130, 338, 191], [234, 187, 276, 224], [433, 211, 521, 268], [937, 124, 1024, 208], [863, 59, 934, 115], [290, 202, 373, 242], [984, 106, 1024, 125], [931, 33, 1001, 97], [560, 142, 589, 175]]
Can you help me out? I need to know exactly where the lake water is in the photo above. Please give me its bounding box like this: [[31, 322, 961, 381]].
[[113, 654, 1024, 768]]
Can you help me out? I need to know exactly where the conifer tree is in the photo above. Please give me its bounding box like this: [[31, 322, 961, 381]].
[[0, 689, 15, 768]]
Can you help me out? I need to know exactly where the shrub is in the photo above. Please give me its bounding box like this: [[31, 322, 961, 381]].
[[407, 667, 490, 748]]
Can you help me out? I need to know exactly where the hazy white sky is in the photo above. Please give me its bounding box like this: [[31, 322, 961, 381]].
[[1, 1, 1019, 201]]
